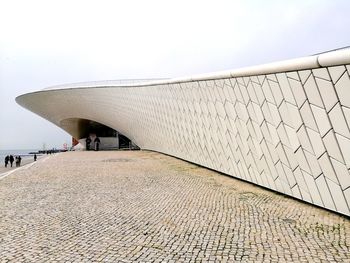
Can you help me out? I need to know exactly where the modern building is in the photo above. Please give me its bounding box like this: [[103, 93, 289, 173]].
[[17, 49, 350, 216]]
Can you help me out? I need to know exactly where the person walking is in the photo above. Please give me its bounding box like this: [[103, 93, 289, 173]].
[[9, 155, 14, 167], [4, 155, 9, 167], [18, 156, 22, 166], [34, 154, 37, 161], [94, 137, 101, 151], [86, 137, 91, 151]]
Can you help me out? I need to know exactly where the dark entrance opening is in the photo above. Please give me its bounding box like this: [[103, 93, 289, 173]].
[[60, 118, 139, 150]]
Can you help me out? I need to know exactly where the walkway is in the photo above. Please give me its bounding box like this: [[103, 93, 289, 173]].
[[0, 151, 349, 262]]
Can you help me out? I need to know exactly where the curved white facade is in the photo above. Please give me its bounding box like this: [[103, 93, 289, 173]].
[[17, 49, 350, 216]]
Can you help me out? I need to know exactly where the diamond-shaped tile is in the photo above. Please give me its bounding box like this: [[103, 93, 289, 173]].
[[315, 175, 336, 210], [288, 76, 306, 108], [302, 170, 323, 206], [276, 73, 296, 105], [330, 157, 350, 190], [326, 178, 350, 214], [322, 130, 344, 164], [329, 103, 350, 138], [328, 65, 346, 84], [314, 77, 338, 112], [312, 68, 331, 80], [307, 128, 326, 158], [303, 74, 323, 107], [335, 134, 350, 169], [310, 105, 331, 137], [335, 72, 350, 108], [300, 102, 318, 131]]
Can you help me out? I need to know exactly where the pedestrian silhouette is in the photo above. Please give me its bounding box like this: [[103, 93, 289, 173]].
[[5, 155, 9, 168], [86, 137, 91, 151], [94, 137, 101, 151], [9, 155, 14, 167]]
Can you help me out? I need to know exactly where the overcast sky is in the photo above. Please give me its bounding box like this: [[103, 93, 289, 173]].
[[1, 0, 350, 150]]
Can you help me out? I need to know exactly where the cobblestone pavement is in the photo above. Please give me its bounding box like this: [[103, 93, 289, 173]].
[[0, 151, 349, 262]]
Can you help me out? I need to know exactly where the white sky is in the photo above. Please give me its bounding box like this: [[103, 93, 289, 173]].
[[0, 0, 350, 150]]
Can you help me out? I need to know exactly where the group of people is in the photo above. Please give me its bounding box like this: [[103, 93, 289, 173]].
[[4, 154, 38, 168], [85, 136, 101, 151], [4, 155, 21, 168]]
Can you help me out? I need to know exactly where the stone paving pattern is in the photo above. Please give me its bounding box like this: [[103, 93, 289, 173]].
[[0, 151, 349, 262]]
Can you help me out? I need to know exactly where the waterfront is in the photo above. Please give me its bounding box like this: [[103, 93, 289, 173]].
[[0, 151, 349, 262]]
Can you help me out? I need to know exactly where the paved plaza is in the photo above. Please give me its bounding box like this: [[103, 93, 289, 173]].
[[0, 151, 349, 262]]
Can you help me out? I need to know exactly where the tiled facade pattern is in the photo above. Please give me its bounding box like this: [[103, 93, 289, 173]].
[[17, 58, 350, 216], [109, 65, 350, 216]]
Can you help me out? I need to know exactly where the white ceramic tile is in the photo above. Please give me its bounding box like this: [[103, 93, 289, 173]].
[[224, 101, 236, 121], [312, 68, 331, 81], [285, 125, 300, 152], [310, 105, 332, 137], [261, 80, 275, 103], [335, 72, 350, 108], [284, 145, 298, 170], [261, 123, 272, 144], [276, 124, 290, 146], [275, 161, 289, 186], [315, 77, 338, 112], [330, 157, 350, 189], [235, 102, 249, 122], [295, 147, 311, 174], [233, 84, 245, 104], [261, 101, 274, 125], [278, 101, 293, 127], [266, 104, 279, 127], [274, 177, 285, 193], [329, 103, 350, 138], [335, 134, 350, 169], [286, 71, 299, 81], [306, 127, 326, 158], [343, 188, 350, 212], [252, 81, 265, 106], [215, 101, 226, 118], [282, 163, 296, 187], [326, 178, 350, 215], [300, 102, 318, 131], [266, 74, 277, 82], [276, 73, 296, 105], [315, 175, 336, 210], [266, 139, 279, 164], [276, 143, 289, 166], [298, 70, 311, 84], [247, 102, 257, 123], [246, 81, 258, 104], [286, 102, 303, 129], [303, 75, 324, 107], [252, 102, 264, 125], [294, 168, 312, 202], [304, 150, 322, 177], [267, 79, 283, 106], [223, 82, 237, 104], [288, 77, 306, 108], [342, 105, 350, 126], [328, 65, 346, 84], [323, 130, 344, 163], [291, 185, 302, 200], [267, 122, 280, 147], [297, 125, 313, 154], [318, 153, 338, 183], [302, 170, 323, 206]]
